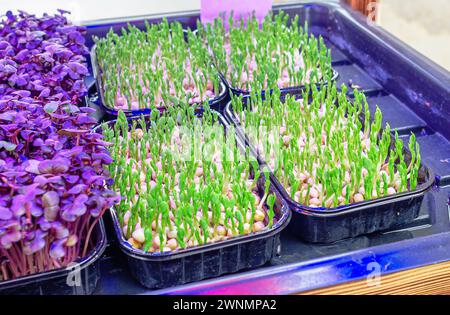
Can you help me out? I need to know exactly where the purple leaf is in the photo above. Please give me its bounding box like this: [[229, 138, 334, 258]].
[[0, 206, 12, 220], [38, 158, 70, 174], [66, 184, 86, 195], [49, 239, 66, 259], [42, 191, 60, 221]]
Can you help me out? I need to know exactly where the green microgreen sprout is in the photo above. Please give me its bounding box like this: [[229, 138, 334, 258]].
[[103, 105, 279, 253], [94, 19, 220, 111], [199, 11, 332, 93], [230, 79, 423, 209]]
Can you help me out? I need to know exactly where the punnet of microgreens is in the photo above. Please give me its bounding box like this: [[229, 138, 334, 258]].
[[101, 105, 278, 252], [94, 18, 221, 111], [197, 11, 332, 92], [231, 76, 422, 209]]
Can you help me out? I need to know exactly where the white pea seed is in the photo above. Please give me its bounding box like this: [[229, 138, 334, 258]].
[[128, 238, 141, 249], [298, 138, 305, 147], [325, 196, 334, 208], [163, 247, 172, 252], [354, 193, 364, 203], [133, 128, 144, 139], [123, 211, 131, 225], [195, 167, 203, 177], [342, 186, 348, 197], [169, 198, 176, 210], [243, 223, 251, 234], [252, 221, 265, 232], [310, 187, 319, 199], [219, 212, 226, 225], [344, 172, 351, 183], [387, 187, 396, 195], [309, 198, 321, 207], [254, 209, 265, 222], [152, 235, 161, 249], [253, 194, 261, 207], [372, 189, 378, 199], [167, 238, 178, 250], [393, 179, 401, 191], [167, 229, 177, 239], [122, 225, 128, 236], [216, 225, 227, 236], [132, 228, 145, 243], [294, 191, 301, 202], [362, 168, 368, 178]]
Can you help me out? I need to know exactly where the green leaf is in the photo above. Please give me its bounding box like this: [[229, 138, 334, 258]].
[[0, 141, 17, 151], [44, 102, 59, 113]]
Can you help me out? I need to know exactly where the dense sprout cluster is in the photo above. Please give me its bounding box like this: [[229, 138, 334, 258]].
[[94, 19, 221, 111], [231, 80, 422, 208], [198, 12, 332, 92], [103, 107, 278, 253], [0, 11, 118, 281]]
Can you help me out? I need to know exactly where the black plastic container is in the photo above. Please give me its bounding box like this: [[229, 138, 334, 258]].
[[90, 44, 228, 118], [217, 67, 339, 98], [0, 219, 107, 295], [97, 111, 291, 289], [224, 96, 436, 243]]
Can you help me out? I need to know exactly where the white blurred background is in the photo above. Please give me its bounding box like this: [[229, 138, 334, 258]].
[[1, 0, 449, 70]]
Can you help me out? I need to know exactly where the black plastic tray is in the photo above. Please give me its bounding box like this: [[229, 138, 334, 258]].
[[83, 1, 450, 294], [90, 40, 229, 118], [96, 111, 291, 289], [0, 219, 107, 295], [224, 94, 435, 243]]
